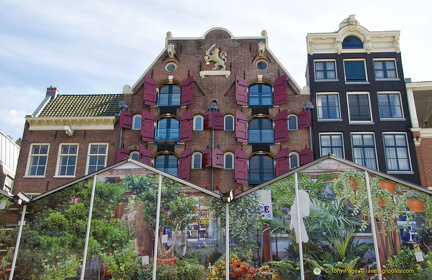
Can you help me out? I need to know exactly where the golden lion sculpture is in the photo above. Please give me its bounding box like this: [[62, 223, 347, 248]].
[[204, 47, 227, 70]]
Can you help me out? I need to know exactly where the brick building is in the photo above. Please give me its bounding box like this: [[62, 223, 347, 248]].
[[14, 28, 312, 195]]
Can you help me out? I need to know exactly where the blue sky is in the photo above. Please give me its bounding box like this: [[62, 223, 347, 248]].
[[1, 0, 431, 141]]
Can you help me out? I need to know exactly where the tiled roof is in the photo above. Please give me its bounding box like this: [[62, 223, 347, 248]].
[[38, 94, 123, 117]]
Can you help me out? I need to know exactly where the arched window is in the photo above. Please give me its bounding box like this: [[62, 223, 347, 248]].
[[154, 154, 178, 176], [249, 118, 274, 143], [193, 115, 203, 131], [158, 85, 181, 107], [288, 115, 298, 130], [289, 152, 299, 169], [132, 115, 141, 130], [342, 36, 363, 49], [192, 152, 202, 169], [155, 118, 180, 142], [249, 155, 274, 185], [224, 152, 234, 169], [248, 84, 273, 106], [130, 151, 139, 161], [224, 115, 234, 131]]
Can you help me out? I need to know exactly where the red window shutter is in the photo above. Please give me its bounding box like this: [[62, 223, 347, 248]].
[[212, 148, 224, 169], [234, 148, 248, 184], [116, 148, 129, 162], [142, 76, 157, 106], [119, 111, 132, 129], [275, 148, 290, 176], [180, 110, 193, 142], [274, 110, 288, 143], [202, 148, 212, 168], [300, 148, 313, 165], [235, 110, 248, 143], [140, 110, 155, 142], [178, 148, 192, 180], [204, 111, 213, 129], [235, 76, 248, 106], [298, 109, 311, 128], [138, 147, 153, 166], [212, 112, 224, 130], [273, 75, 288, 105], [181, 76, 194, 106]]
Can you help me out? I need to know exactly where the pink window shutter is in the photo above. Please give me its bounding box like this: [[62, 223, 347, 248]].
[[273, 75, 288, 105], [300, 148, 313, 165], [119, 111, 132, 129], [275, 147, 290, 176], [202, 148, 212, 168], [235, 110, 248, 143], [142, 76, 157, 106], [235, 76, 248, 106], [138, 147, 153, 166], [204, 111, 213, 129], [274, 110, 288, 143], [116, 148, 129, 162], [181, 76, 194, 106], [178, 148, 192, 181], [298, 109, 311, 128], [212, 112, 224, 130], [140, 110, 155, 142], [212, 148, 224, 169], [180, 110, 193, 142], [234, 148, 248, 184]]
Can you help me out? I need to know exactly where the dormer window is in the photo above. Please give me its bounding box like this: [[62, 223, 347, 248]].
[[342, 36, 363, 49]]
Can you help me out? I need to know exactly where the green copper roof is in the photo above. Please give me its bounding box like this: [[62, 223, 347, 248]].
[[38, 94, 123, 117]]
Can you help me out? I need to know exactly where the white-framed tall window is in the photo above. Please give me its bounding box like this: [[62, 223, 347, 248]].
[[26, 143, 50, 177], [193, 115, 204, 131], [314, 60, 337, 81], [56, 144, 79, 177], [344, 59, 367, 82], [347, 92, 372, 123], [86, 143, 108, 174], [373, 59, 398, 80], [319, 133, 344, 158], [288, 115, 298, 130], [383, 133, 412, 172], [289, 152, 299, 169], [192, 152, 202, 169], [224, 115, 234, 131], [351, 133, 377, 170], [377, 92, 403, 120], [132, 115, 141, 130], [317, 93, 341, 121], [224, 152, 234, 170]]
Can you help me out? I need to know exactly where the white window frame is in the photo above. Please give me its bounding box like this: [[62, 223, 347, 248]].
[[347, 92, 373, 124], [55, 143, 79, 177], [288, 115, 298, 130], [224, 152, 234, 170], [350, 133, 378, 171], [377, 91, 404, 121], [224, 115, 234, 131], [373, 58, 399, 80], [3, 176, 13, 194], [25, 143, 50, 177], [343, 59, 368, 83], [289, 152, 299, 169], [316, 92, 342, 121], [130, 151, 139, 161], [132, 114, 141, 130], [192, 152, 202, 169], [193, 115, 204, 131], [86, 143, 109, 175], [383, 133, 413, 173], [314, 59, 338, 82], [319, 133, 344, 158]]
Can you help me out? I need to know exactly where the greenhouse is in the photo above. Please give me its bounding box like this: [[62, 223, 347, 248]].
[[1, 155, 432, 280]]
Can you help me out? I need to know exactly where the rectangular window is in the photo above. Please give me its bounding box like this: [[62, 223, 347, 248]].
[[87, 144, 108, 174], [378, 92, 403, 119], [314, 61, 337, 80], [383, 134, 411, 172], [344, 60, 367, 82], [26, 144, 49, 176], [317, 93, 341, 120], [347, 93, 372, 122], [319, 133, 344, 158], [3, 176, 13, 193], [374, 60, 397, 79], [351, 134, 377, 170], [56, 144, 78, 176]]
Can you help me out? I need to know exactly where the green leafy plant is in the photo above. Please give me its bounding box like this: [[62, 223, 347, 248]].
[[176, 257, 205, 280], [103, 241, 140, 280]]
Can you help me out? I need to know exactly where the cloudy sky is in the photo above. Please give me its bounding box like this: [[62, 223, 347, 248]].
[[1, 0, 431, 141]]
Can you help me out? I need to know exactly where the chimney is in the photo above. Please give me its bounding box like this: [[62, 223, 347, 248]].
[[46, 86, 60, 100]]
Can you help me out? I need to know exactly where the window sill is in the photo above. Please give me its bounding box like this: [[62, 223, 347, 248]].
[[375, 78, 400, 81], [318, 119, 343, 122], [348, 121, 375, 125], [387, 171, 414, 175], [345, 81, 370, 84], [315, 79, 339, 82], [23, 175, 46, 178], [53, 175, 76, 178], [379, 118, 406, 121]]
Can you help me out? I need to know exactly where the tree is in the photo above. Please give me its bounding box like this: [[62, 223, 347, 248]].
[[124, 174, 198, 259]]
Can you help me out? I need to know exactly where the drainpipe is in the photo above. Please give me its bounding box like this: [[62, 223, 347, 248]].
[[208, 101, 220, 191], [303, 102, 314, 151], [118, 101, 128, 149]]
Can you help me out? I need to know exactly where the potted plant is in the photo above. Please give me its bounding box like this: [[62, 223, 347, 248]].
[[379, 179, 395, 194], [405, 190, 425, 212]]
